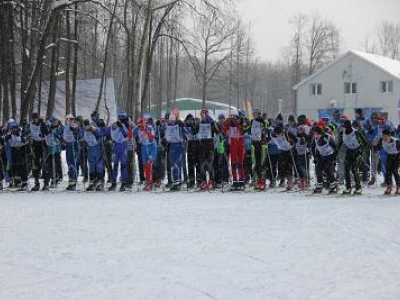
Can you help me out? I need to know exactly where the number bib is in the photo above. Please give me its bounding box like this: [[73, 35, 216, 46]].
[[166, 125, 181, 143], [198, 123, 211, 139], [251, 121, 262, 141]]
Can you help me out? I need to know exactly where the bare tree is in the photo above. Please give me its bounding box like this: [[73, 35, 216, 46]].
[[307, 13, 340, 75], [375, 21, 400, 60]]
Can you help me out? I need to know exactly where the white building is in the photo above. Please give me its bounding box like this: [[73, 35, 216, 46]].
[[293, 50, 400, 122]]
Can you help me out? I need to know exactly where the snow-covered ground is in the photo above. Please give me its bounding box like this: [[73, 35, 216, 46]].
[[1, 187, 400, 300]]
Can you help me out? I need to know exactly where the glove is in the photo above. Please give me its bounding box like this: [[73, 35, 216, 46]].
[[13, 127, 21, 137], [83, 119, 90, 127], [116, 120, 122, 127]]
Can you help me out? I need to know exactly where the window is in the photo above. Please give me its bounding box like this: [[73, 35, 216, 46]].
[[344, 82, 357, 94], [310, 83, 322, 96], [380, 80, 393, 93]]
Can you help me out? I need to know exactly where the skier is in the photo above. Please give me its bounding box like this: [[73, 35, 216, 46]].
[[184, 114, 200, 188], [196, 108, 219, 190], [249, 108, 267, 190], [133, 118, 157, 191], [4, 120, 30, 190], [365, 113, 381, 186], [165, 113, 186, 190], [29, 113, 46, 191], [295, 124, 311, 191], [271, 125, 297, 190], [223, 114, 246, 190], [83, 118, 105, 191], [41, 116, 63, 190], [378, 129, 400, 195], [339, 119, 368, 195], [63, 114, 83, 191], [312, 125, 337, 194], [104, 110, 129, 191]]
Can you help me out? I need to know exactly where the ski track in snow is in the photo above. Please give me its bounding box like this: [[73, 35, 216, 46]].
[[1, 190, 400, 300]]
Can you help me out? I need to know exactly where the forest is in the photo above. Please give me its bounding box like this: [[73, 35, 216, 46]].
[[0, 0, 398, 123]]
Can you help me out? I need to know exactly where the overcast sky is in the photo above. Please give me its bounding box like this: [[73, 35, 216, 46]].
[[236, 0, 400, 61]]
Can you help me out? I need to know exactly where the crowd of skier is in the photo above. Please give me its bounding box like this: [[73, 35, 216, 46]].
[[1, 107, 400, 195]]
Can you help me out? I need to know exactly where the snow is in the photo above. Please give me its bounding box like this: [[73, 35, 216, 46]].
[[351, 50, 400, 81], [1, 187, 400, 300], [51, 0, 75, 10]]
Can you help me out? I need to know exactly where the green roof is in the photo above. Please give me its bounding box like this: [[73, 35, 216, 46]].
[[152, 98, 237, 111]]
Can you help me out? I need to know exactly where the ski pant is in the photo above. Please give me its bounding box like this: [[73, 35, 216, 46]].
[[126, 148, 135, 185], [10, 145, 29, 184], [66, 142, 80, 182], [370, 147, 380, 182], [315, 154, 336, 188], [154, 145, 166, 183], [112, 142, 128, 183], [266, 153, 279, 183], [296, 152, 310, 181], [104, 138, 113, 182], [43, 150, 62, 185], [214, 151, 229, 184], [141, 142, 157, 182], [361, 147, 370, 182], [169, 142, 183, 182], [0, 147, 5, 182], [278, 149, 294, 182], [79, 140, 88, 181], [344, 148, 363, 190], [380, 149, 388, 180], [252, 141, 264, 179], [337, 144, 347, 183], [31, 140, 45, 181], [136, 143, 146, 182], [198, 139, 214, 182], [385, 153, 400, 186], [230, 137, 245, 182], [87, 144, 104, 182], [187, 140, 200, 185]]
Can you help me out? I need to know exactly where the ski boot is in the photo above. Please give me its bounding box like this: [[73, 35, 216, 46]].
[[269, 180, 276, 188], [154, 180, 162, 189], [66, 182, 77, 191], [278, 180, 285, 188], [395, 185, 400, 195], [384, 185, 392, 195], [286, 180, 295, 191], [199, 181, 208, 190], [342, 187, 352, 195], [353, 187, 362, 195], [368, 178, 376, 186], [170, 182, 181, 191], [31, 181, 40, 192], [108, 182, 117, 191], [313, 186, 323, 194], [206, 180, 215, 191], [0, 181, 3, 190], [20, 182, 28, 191], [41, 183, 50, 191], [86, 181, 96, 191], [143, 181, 153, 191], [95, 181, 105, 191], [119, 183, 126, 192]]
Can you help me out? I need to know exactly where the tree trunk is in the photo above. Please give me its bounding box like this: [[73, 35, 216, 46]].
[[71, 2, 79, 116], [65, 10, 72, 114], [47, 17, 60, 118], [95, 0, 119, 112]]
